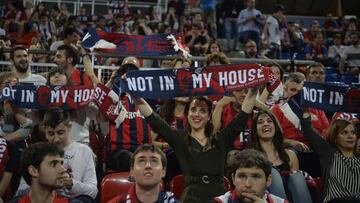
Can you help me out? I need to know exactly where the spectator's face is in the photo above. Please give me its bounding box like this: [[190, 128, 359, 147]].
[[53, 50, 70, 69], [333, 37, 341, 45], [247, 0, 255, 9], [232, 167, 271, 203], [308, 66, 325, 83], [40, 16, 48, 24], [210, 43, 220, 53], [311, 22, 319, 32], [67, 32, 80, 44], [350, 34, 359, 46], [245, 42, 257, 57], [335, 124, 357, 152], [0, 76, 17, 90], [12, 49, 29, 73], [283, 81, 303, 99], [98, 19, 106, 28], [315, 34, 324, 44], [232, 89, 248, 105], [115, 17, 124, 26], [192, 26, 200, 35], [45, 122, 71, 149], [270, 66, 281, 80], [226, 150, 240, 166], [256, 113, 275, 140], [160, 60, 172, 68], [35, 155, 66, 189], [187, 99, 210, 131], [49, 72, 68, 85], [131, 151, 165, 188], [209, 60, 220, 66]]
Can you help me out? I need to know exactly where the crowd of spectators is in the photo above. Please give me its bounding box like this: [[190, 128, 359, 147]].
[[0, 0, 359, 203]]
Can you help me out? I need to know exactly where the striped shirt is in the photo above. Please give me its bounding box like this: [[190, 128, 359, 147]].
[[324, 151, 360, 202]]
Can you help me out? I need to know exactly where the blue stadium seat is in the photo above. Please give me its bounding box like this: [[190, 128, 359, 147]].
[[325, 66, 339, 75], [340, 74, 357, 85], [325, 73, 339, 83]]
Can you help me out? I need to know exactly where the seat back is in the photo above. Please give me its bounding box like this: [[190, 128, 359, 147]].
[[170, 174, 185, 199], [100, 172, 134, 203]]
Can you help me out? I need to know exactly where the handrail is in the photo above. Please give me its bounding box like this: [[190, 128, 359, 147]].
[[0, 48, 315, 66]]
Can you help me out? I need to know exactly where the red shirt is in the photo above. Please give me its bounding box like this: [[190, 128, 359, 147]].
[[10, 192, 78, 203], [108, 94, 152, 153], [70, 69, 93, 86], [272, 104, 329, 143], [221, 102, 253, 150]]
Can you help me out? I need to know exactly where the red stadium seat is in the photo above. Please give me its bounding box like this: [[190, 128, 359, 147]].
[[170, 174, 232, 199], [100, 172, 134, 203], [170, 174, 185, 199], [314, 177, 322, 192]]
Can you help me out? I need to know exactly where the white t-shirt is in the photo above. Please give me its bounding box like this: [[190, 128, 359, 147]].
[[50, 40, 64, 51], [343, 45, 360, 68], [19, 73, 47, 85], [63, 142, 98, 198], [266, 16, 281, 45]]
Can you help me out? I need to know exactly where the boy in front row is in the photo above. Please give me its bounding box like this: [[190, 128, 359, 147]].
[[212, 149, 287, 203]]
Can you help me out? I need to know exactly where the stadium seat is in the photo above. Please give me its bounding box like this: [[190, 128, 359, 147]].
[[325, 66, 339, 75], [340, 74, 357, 85], [100, 172, 134, 203], [170, 174, 185, 199], [325, 73, 339, 83], [170, 174, 232, 199], [314, 177, 322, 192]]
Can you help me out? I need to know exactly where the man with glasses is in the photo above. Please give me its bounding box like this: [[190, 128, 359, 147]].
[[212, 149, 287, 203]]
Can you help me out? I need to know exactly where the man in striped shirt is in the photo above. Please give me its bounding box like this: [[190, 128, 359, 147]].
[[212, 149, 287, 203]]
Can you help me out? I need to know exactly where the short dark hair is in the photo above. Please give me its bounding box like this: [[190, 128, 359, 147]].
[[57, 44, 79, 66], [131, 144, 167, 169], [10, 45, 27, 60], [274, 4, 285, 13], [230, 149, 272, 178], [116, 63, 139, 77], [46, 67, 73, 85], [21, 142, 64, 185], [42, 107, 71, 129], [64, 27, 78, 38]]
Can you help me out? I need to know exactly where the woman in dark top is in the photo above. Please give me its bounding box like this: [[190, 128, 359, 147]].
[[301, 112, 360, 203], [251, 110, 312, 203], [131, 88, 257, 203]]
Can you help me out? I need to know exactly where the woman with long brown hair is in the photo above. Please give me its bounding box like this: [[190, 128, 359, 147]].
[[131, 88, 258, 202], [251, 110, 313, 203]]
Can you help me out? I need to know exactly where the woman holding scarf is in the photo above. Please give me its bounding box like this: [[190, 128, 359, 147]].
[[130, 87, 258, 203]]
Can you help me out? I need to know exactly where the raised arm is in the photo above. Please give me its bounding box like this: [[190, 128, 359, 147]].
[[241, 87, 258, 114], [212, 96, 235, 132], [130, 95, 185, 151], [301, 112, 336, 159], [78, 41, 100, 85], [217, 87, 258, 146]]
